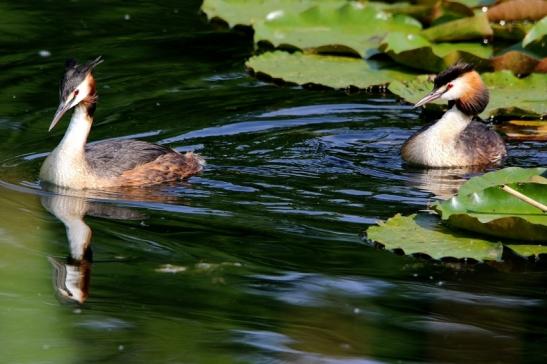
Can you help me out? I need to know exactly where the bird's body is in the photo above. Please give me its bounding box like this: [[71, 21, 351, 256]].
[[40, 57, 204, 189], [401, 63, 506, 168]]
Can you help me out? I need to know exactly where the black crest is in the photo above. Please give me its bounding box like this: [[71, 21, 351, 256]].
[[433, 63, 474, 89], [59, 56, 103, 100]]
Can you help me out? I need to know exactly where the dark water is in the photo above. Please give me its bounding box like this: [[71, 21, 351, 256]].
[[0, 1, 546, 363]]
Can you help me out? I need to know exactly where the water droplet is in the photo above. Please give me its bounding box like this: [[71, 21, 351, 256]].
[[353, 307, 361, 314], [124, 14, 131, 21], [38, 50, 51, 57], [266, 10, 283, 21], [118, 345, 125, 351]]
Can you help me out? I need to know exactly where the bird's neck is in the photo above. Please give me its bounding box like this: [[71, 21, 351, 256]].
[[57, 101, 94, 154], [432, 105, 473, 136]]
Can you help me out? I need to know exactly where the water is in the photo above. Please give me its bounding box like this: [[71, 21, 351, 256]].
[[0, 1, 546, 363]]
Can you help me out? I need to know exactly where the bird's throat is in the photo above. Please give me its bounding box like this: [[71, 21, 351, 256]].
[[57, 103, 93, 155]]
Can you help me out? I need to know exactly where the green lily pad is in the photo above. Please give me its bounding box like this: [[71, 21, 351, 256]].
[[388, 71, 547, 117], [372, 1, 474, 26], [456, 167, 546, 195], [455, 0, 496, 7], [491, 22, 534, 41], [422, 13, 493, 42], [246, 51, 416, 89], [508, 244, 547, 258], [253, 2, 422, 57], [201, 0, 329, 28], [380, 32, 492, 72], [523, 16, 547, 56], [366, 213, 503, 262], [436, 183, 547, 241], [365, 213, 547, 262], [482, 71, 547, 116]]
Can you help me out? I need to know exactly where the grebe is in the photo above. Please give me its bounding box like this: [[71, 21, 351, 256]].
[[40, 57, 204, 189], [401, 63, 506, 167]]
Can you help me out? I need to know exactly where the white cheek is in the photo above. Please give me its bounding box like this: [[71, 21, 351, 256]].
[[70, 82, 90, 107], [441, 77, 466, 100]]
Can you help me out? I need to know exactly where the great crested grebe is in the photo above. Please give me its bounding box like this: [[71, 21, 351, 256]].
[[401, 63, 506, 167], [40, 57, 204, 189]]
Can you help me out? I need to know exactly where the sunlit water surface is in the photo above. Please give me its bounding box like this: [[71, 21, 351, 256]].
[[0, 1, 546, 363]]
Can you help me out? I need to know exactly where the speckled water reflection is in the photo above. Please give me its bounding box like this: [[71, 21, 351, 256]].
[[0, 1, 546, 363]]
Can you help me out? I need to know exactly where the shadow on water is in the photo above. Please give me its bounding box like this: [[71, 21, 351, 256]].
[[0, 0, 546, 363]]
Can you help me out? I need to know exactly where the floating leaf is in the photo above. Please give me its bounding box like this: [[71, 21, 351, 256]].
[[366, 213, 504, 262], [389, 71, 547, 117], [246, 51, 415, 89], [523, 16, 547, 56], [455, 167, 546, 196], [253, 2, 422, 57], [429, 1, 475, 26], [435, 183, 547, 241], [490, 50, 544, 74], [373, 1, 473, 26], [497, 120, 547, 141], [491, 22, 533, 41], [380, 32, 492, 72], [455, 0, 496, 7], [422, 13, 493, 42], [366, 213, 547, 262], [487, 0, 547, 22], [201, 0, 328, 28], [508, 244, 547, 258], [481, 71, 547, 116]]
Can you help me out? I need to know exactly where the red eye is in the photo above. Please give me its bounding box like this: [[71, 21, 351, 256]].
[[446, 83, 453, 90], [74, 89, 79, 96]]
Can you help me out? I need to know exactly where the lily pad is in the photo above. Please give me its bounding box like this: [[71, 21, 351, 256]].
[[523, 16, 547, 56], [380, 32, 492, 72], [246, 51, 415, 89], [422, 13, 493, 42], [490, 50, 544, 75], [372, 1, 474, 26], [365, 213, 547, 262], [487, 0, 547, 22], [491, 22, 533, 41], [455, 167, 546, 196], [201, 0, 328, 28], [253, 2, 422, 57], [498, 120, 547, 141], [388, 71, 547, 117], [435, 183, 547, 241]]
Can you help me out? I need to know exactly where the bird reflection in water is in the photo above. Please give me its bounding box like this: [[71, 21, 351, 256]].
[[406, 165, 491, 200], [41, 186, 179, 304]]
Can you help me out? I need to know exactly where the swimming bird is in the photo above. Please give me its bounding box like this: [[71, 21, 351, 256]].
[[401, 63, 506, 167], [40, 57, 204, 189]]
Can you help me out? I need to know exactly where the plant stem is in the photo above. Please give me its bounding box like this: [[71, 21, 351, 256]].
[[501, 185, 547, 213]]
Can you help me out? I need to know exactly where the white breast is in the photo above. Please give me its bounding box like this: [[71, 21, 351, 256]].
[[402, 107, 473, 167]]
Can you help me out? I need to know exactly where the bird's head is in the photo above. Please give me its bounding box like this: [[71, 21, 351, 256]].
[[414, 63, 489, 116], [49, 56, 103, 131]]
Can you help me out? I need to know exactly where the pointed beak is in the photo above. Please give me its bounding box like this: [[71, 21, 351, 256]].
[[414, 87, 445, 108], [49, 100, 71, 131]]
